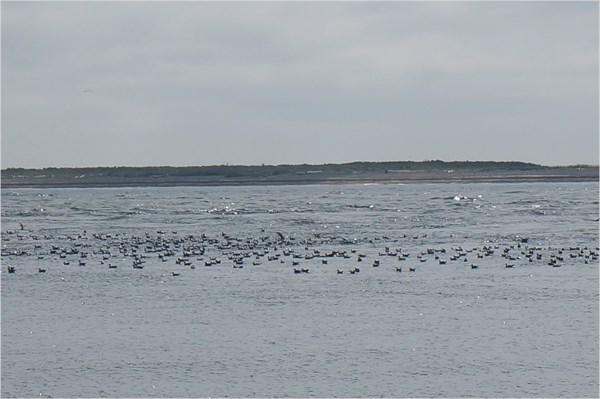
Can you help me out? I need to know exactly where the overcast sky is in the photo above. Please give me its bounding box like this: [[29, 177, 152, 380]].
[[2, 1, 598, 169]]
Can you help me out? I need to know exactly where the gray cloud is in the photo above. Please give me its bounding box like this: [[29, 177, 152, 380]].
[[2, 1, 598, 168]]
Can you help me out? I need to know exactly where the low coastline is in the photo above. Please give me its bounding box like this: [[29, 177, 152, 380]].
[[2, 166, 598, 189]]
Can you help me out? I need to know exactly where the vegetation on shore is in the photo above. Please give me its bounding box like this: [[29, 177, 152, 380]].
[[0, 160, 567, 179], [2, 161, 597, 188]]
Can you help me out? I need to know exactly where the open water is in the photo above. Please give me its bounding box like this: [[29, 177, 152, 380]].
[[1, 182, 598, 397]]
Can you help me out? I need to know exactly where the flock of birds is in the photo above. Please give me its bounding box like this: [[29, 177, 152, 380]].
[[2, 226, 598, 277]]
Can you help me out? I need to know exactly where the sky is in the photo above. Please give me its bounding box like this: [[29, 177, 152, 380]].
[[1, 1, 598, 169]]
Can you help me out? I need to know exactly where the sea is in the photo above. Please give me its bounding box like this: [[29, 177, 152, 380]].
[[1, 181, 598, 398]]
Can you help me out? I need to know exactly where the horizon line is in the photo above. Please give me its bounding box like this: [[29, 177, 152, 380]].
[[2, 160, 599, 171]]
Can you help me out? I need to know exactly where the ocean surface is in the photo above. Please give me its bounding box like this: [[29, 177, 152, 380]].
[[1, 182, 598, 398]]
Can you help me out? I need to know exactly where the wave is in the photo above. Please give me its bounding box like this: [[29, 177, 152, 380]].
[[1, 208, 49, 217]]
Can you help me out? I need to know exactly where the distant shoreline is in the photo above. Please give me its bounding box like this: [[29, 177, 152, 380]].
[[2, 161, 598, 189], [2, 168, 598, 189]]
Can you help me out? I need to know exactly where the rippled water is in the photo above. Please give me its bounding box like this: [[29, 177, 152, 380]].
[[1, 182, 598, 397]]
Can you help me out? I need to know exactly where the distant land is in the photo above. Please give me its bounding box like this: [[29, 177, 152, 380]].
[[1, 161, 598, 188]]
